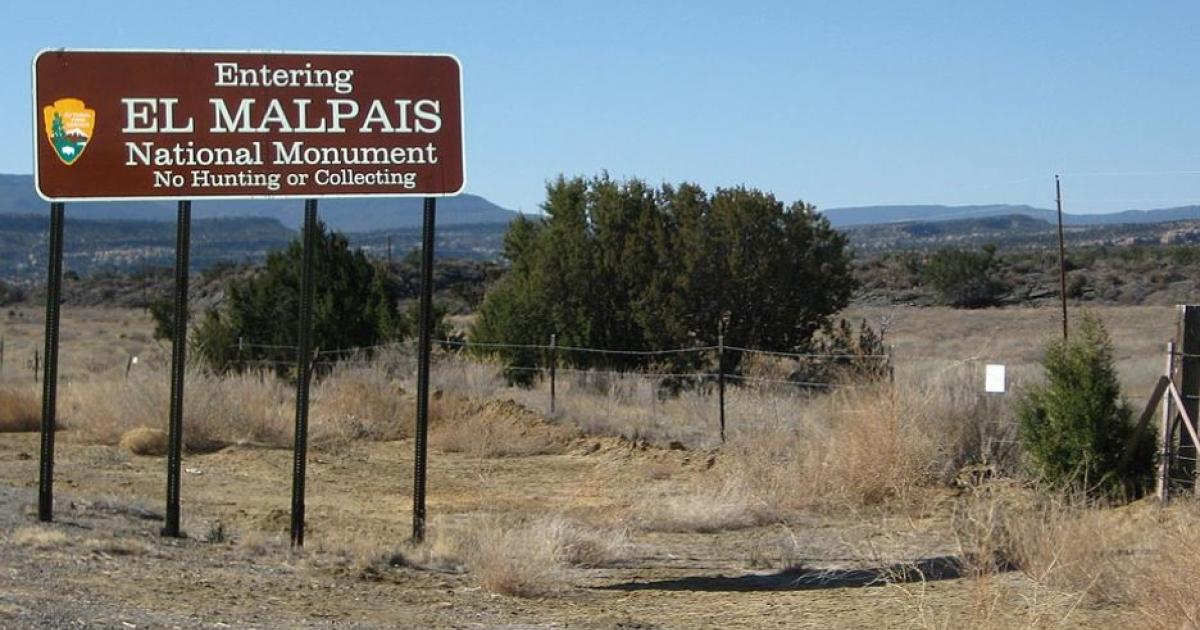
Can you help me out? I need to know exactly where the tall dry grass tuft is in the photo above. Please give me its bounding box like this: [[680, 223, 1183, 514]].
[[892, 482, 1150, 630], [64, 367, 293, 450], [789, 384, 947, 508], [436, 515, 627, 597], [309, 362, 411, 448], [640, 371, 1015, 530], [1114, 500, 1200, 628], [0, 385, 42, 432], [951, 481, 1151, 610]]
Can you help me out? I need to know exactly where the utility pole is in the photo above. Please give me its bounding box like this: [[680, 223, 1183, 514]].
[[1056, 174, 1069, 340]]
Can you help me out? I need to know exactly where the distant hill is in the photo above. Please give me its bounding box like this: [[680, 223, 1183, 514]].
[[0, 212, 510, 281], [821, 203, 1200, 227], [0, 173, 519, 232], [0, 213, 294, 279]]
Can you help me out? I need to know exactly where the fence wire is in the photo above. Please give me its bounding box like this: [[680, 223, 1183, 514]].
[[217, 335, 893, 391]]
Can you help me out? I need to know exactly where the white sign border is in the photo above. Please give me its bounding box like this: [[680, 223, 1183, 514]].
[[31, 47, 467, 203]]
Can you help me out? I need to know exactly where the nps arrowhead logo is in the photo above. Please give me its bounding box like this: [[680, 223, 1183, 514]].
[[43, 98, 95, 166]]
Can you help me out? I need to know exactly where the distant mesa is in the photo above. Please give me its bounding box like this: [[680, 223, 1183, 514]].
[[821, 203, 1200, 228]]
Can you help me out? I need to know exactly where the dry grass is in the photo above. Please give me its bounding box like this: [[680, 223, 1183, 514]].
[[63, 367, 293, 451], [947, 482, 1197, 626], [83, 537, 159, 557], [539, 516, 630, 568], [235, 529, 279, 557], [1121, 501, 1200, 628], [888, 482, 1151, 629], [300, 512, 625, 597], [61, 354, 525, 455], [621, 363, 1031, 541], [459, 518, 563, 597], [635, 471, 783, 532], [0, 385, 42, 432], [846, 304, 1175, 406], [118, 427, 167, 456], [637, 371, 1012, 532], [309, 362, 411, 448], [304, 535, 400, 574], [9, 526, 69, 550], [510, 371, 719, 449], [427, 515, 627, 597], [747, 525, 805, 570]]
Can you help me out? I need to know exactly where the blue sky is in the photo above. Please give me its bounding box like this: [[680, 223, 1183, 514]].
[[4, 1, 1199, 213]]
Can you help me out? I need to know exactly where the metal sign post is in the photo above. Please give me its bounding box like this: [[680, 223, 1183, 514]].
[[162, 200, 191, 537], [37, 202, 65, 522], [291, 200, 319, 548], [412, 197, 436, 543]]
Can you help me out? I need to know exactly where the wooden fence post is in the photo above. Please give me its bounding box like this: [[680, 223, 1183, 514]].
[[1159, 340, 1176, 502]]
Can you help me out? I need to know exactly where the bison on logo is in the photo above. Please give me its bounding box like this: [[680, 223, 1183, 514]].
[[43, 98, 95, 166]]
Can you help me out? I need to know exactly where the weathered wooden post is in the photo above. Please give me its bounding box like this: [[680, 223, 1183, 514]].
[[1158, 340, 1177, 501]]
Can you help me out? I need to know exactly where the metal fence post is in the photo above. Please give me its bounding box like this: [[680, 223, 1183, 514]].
[[290, 199, 319, 547], [549, 333, 557, 415], [888, 344, 896, 385], [717, 334, 726, 444]]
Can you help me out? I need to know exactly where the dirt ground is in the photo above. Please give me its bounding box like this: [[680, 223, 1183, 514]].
[[0, 430, 1138, 629], [0, 306, 1162, 628]]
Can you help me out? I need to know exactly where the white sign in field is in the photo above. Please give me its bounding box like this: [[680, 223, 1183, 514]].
[[985, 364, 1006, 394]]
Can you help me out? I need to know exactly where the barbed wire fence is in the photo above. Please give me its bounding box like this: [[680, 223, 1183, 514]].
[[217, 334, 895, 444]]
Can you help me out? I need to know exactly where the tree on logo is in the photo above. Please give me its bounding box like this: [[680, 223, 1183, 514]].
[[51, 113, 66, 147]]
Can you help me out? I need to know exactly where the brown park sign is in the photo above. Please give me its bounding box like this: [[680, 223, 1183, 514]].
[[33, 49, 464, 201]]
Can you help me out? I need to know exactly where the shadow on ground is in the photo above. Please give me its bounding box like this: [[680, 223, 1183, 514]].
[[600, 556, 965, 592]]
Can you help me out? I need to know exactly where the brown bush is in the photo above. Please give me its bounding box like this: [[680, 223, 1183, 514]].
[[0, 386, 42, 432]]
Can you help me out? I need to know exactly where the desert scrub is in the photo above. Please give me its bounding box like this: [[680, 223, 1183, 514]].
[[445, 515, 627, 597], [640, 372, 1010, 529]]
